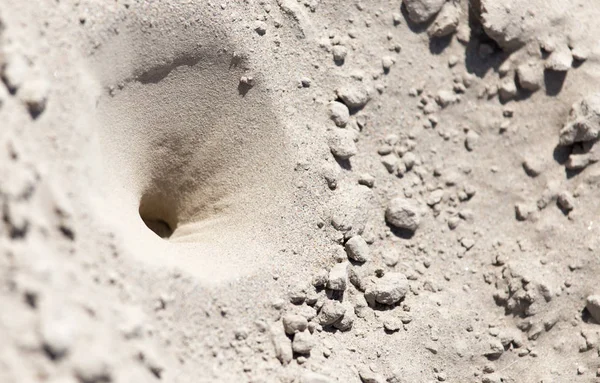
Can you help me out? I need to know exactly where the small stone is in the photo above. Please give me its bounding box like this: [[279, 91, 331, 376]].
[[312, 269, 328, 288], [382, 56, 395, 73], [292, 330, 314, 354], [19, 78, 49, 119], [559, 93, 600, 146], [336, 85, 370, 110], [255, 21, 267, 35], [485, 339, 504, 359], [403, 0, 445, 23], [332, 45, 348, 64], [39, 306, 75, 360], [515, 203, 535, 221], [545, 48, 572, 72], [464, 130, 479, 151], [319, 300, 346, 325], [436, 90, 458, 108], [499, 79, 518, 101], [364, 272, 409, 306], [282, 314, 308, 335], [328, 101, 350, 127], [333, 301, 355, 331], [381, 154, 398, 173], [460, 237, 475, 250], [426, 189, 443, 206], [522, 157, 543, 177], [383, 317, 402, 332], [382, 250, 399, 267], [402, 152, 416, 170], [557, 191, 575, 212], [328, 128, 357, 160], [345, 236, 370, 263], [385, 197, 422, 232], [358, 173, 375, 187], [427, 2, 460, 37], [328, 262, 348, 291], [586, 295, 600, 323], [516, 62, 542, 92], [358, 366, 386, 383]]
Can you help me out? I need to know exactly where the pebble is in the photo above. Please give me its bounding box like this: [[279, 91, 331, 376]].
[[427, 2, 459, 37], [586, 295, 600, 323], [516, 62, 542, 92], [426, 189, 443, 206], [328, 128, 357, 160], [403, 152, 416, 170], [319, 300, 346, 325], [292, 330, 314, 354], [255, 21, 267, 35], [19, 78, 49, 118], [328, 262, 348, 291], [522, 157, 543, 177], [559, 93, 600, 146], [336, 85, 370, 110], [358, 366, 386, 383], [345, 236, 370, 263], [382, 56, 395, 73], [332, 45, 348, 64], [385, 197, 422, 232], [464, 130, 479, 151], [381, 154, 398, 173], [403, 0, 445, 23], [282, 314, 308, 335], [557, 191, 575, 212], [498, 79, 518, 101], [364, 273, 409, 306], [545, 47, 572, 72], [329, 101, 350, 127], [358, 173, 375, 187], [333, 301, 355, 331], [2, 51, 29, 92]]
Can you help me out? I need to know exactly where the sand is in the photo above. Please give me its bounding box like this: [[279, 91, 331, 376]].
[[2, 0, 600, 382]]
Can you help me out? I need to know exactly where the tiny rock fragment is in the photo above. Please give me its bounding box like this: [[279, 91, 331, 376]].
[[319, 299, 346, 325], [333, 301, 355, 331], [336, 85, 370, 110], [328, 262, 348, 291], [364, 272, 409, 306], [516, 62, 542, 92], [282, 314, 308, 335], [403, 0, 445, 24], [345, 236, 370, 263], [586, 295, 600, 323], [358, 366, 386, 383], [427, 2, 460, 37], [385, 197, 421, 232], [545, 47, 572, 72], [19, 78, 49, 119], [557, 191, 575, 213], [328, 128, 357, 160], [358, 173, 375, 187], [255, 21, 267, 35], [382, 56, 395, 73], [426, 189, 443, 206], [515, 203, 535, 221], [381, 154, 398, 173], [464, 130, 479, 151], [522, 157, 543, 177], [332, 45, 348, 64], [559, 93, 600, 146], [292, 330, 314, 354], [328, 101, 350, 127], [499, 79, 518, 102]]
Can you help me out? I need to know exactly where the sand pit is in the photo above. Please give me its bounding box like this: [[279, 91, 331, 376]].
[[4, 0, 600, 382]]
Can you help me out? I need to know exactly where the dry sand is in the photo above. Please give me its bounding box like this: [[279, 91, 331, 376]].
[[2, 0, 600, 382]]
